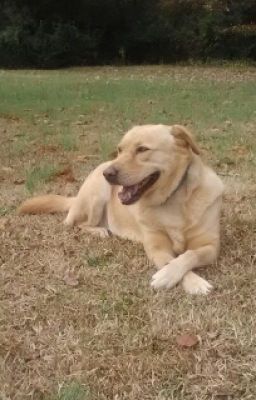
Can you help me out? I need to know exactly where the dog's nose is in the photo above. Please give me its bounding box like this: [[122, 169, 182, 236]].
[[103, 165, 119, 184]]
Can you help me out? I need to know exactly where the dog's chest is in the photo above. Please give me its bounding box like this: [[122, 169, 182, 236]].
[[160, 200, 186, 253], [144, 197, 186, 254]]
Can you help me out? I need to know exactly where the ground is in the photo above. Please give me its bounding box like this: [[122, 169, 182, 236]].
[[0, 65, 256, 400]]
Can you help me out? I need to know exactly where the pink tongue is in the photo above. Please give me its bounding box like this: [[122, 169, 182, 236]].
[[118, 185, 139, 203]]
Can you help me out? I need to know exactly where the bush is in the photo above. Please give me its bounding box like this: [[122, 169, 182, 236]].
[[0, 0, 255, 67], [213, 25, 256, 60], [0, 20, 99, 67]]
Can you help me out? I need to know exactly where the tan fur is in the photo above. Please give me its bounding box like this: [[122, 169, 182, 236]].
[[18, 194, 75, 214], [18, 124, 224, 295], [171, 124, 200, 155]]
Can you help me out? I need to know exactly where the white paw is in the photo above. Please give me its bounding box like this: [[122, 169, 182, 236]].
[[63, 215, 74, 226], [151, 262, 184, 290], [182, 271, 213, 295], [83, 227, 110, 238], [93, 227, 110, 238]]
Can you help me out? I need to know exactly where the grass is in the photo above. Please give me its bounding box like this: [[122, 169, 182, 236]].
[[54, 383, 91, 400], [25, 164, 58, 193], [0, 66, 255, 166], [0, 65, 256, 400], [59, 127, 78, 152], [0, 206, 12, 216]]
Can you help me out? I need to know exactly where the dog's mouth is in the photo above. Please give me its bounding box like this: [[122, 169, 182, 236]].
[[118, 171, 160, 205]]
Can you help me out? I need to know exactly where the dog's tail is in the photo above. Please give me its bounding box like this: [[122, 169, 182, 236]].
[[18, 194, 75, 215]]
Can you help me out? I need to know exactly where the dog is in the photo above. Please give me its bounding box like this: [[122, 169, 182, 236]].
[[19, 124, 224, 294]]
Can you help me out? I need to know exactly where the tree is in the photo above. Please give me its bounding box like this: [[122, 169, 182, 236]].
[[0, 0, 255, 67]]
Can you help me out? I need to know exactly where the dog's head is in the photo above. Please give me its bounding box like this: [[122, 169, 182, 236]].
[[103, 124, 200, 205]]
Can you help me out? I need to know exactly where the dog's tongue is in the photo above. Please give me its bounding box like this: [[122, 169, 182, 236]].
[[118, 184, 139, 204]]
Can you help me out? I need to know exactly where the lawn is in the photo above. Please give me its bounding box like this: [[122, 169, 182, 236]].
[[0, 65, 256, 400]]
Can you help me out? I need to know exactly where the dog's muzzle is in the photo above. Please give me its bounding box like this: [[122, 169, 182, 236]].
[[103, 165, 119, 184]]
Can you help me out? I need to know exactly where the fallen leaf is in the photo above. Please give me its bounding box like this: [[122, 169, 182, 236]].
[[64, 271, 79, 287], [36, 144, 58, 155], [176, 333, 199, 348], [55, 166, 76, 182], [74, 154, 98, 163], [108, 150, 118, 160], [13, 178, 25, 185], [231, 145, 248, 156]]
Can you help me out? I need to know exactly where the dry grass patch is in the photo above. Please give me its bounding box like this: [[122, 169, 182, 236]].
[[0, 66, 256, 400]]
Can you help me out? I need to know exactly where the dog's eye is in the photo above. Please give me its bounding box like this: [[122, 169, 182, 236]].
[[136, 146, 150, 153]]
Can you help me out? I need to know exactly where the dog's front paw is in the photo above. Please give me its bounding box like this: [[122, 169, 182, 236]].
[[182, 271, 213, 295], [151, 261, 184, 290], [79, 226, 110, 238]]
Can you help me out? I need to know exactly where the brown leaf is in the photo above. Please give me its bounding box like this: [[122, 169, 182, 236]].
[[231, 145, 249, 157], [176, 333, 199, 348], [55, 166, 76, 182], [64, 271, 79, 287], [74, 154, 98, 163], [108, 150, 118, 160], [13, 178, 25, 185], [36, 144, 58, 155]]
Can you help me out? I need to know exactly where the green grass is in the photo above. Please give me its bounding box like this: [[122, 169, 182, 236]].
[[0, 206, 14, 216], [9, 131, 33, 156], [0, 67, 255, 164], [25, 163, 57, 193], [1, 74, 255, 127], [54, 383, 91, 400], [59, 127, 78, 151]]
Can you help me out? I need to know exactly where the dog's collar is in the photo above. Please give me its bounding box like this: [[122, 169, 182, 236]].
[[167, 162, 191, 199]]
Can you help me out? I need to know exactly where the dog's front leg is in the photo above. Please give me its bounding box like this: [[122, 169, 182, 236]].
[[151, 242, 217, 291], [143, 231, 175, 268]]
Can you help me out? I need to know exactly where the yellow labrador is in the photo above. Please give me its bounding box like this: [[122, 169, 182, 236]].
[[19, 124, 224, 294]]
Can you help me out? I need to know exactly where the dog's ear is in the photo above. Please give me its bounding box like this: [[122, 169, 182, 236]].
[[170, 125, 200, 155]]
